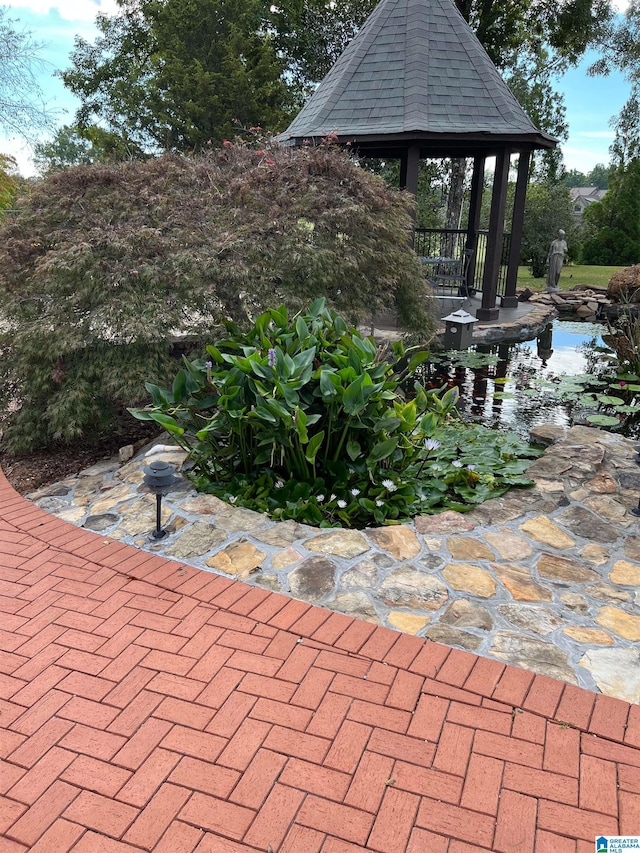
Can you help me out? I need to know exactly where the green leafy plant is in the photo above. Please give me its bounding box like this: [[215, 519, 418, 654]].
[[131, 299, 541, 527]]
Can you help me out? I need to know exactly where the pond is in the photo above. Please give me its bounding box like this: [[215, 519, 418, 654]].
[[422, 320, 640, 440]]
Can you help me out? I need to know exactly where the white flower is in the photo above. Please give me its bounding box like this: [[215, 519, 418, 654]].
[[350, 488, 360, 496], [337, 499, 347, 508], [228, 495, 238, 504], [452, 459, 464, 468], [375, 499, 384, 507], [274, 480, 284, 489], [330, 493, 337, 501], [467, 464, 476, 471], [381, 479, 397, 492], [316, 493, 325, 503], [424, 438, 441, 451]]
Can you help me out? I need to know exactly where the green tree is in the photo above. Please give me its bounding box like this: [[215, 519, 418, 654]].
[[520, 181, 576, 276], [0, 6, 51, 138], [0, 153, 18, 215], [0, 143, 433, 452], [610, 95, 640, 168], [64, 0, 613, 156], [269, 0, 374, 93], [505, 53, 569, 181], [562, 168, 589, 187], [62, 0, 294, 152], [33, 124, 130, 173], [587, 162, 612, 189], [582, 158, 640, 265]]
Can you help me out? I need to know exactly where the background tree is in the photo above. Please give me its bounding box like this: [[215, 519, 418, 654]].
[[561, 163, 612, 188], [62, 0, 295, 152], [581, 158, 640, 265], [587, 162, 612, 189], [519, 182, 576, 276], [33, 124, 126, 173], [505, 54, 569, 182], [609, 95, 640, 168], [269, 0, 375, 94], [64, 0, 614, 158], [0, 143, 433, 452], [562, 168, 590, 187], [0, 6, 51, 139], [0, 153, 19, 216]]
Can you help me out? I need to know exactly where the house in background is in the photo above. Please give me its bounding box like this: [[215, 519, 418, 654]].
[[570, 186, 607, 219]]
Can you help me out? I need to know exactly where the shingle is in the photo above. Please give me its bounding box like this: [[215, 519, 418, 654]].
[[279, 0, 556, 148]]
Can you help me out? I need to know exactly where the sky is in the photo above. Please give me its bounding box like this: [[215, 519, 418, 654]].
[[0, 0, 634, 177]]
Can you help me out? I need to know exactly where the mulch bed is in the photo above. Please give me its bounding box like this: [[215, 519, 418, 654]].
[[0, 422, 160, 495]]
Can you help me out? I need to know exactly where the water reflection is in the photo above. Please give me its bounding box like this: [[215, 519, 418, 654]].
[[421, 320, 626, 439]]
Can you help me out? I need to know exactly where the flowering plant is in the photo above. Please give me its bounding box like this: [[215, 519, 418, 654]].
[[131, 300, 539, 527]]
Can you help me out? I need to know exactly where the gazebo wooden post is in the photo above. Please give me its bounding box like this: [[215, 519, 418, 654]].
[[465, 155, 485, 292], [400, 144, 421, 195], [400, 144, 421, 246], [503, 149, 531, 308], [477, 147, 511, 321]]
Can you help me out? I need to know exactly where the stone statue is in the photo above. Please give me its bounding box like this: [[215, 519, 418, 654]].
[[546, 229, 568, 292]]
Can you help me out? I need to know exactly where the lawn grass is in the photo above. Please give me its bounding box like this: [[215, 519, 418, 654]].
[[516, 264, 623, 292]]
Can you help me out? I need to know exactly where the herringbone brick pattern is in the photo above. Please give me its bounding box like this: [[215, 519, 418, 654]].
[[1, 468, 639, 852]]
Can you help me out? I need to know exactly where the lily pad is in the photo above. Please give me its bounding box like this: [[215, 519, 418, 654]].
[[597, 394, 625, 406], [586, 414, 620, 426]]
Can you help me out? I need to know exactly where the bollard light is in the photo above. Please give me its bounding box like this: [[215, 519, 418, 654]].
[[143, 460, 179, 539], [631, 447, 640, 516], [442, 309, 477, 351]]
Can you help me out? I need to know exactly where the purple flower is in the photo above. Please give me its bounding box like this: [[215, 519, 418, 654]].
[[268, 348, 276, 367]]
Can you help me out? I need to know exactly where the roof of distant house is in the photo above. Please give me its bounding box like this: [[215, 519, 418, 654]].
[[279, 0, 557, 151], [569, 187, 608, 203]]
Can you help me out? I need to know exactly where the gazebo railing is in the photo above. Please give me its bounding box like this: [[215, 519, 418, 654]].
[[414, 228, 511, 297]]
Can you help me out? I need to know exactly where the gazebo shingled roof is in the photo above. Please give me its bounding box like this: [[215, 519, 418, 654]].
[[279, 0, 556, 153], [279, 0, 558, 321]]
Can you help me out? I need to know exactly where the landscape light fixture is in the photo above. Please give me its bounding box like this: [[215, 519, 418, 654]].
[[142, 460, 179, 539]]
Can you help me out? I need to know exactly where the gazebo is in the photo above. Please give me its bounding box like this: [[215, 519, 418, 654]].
[[278, 0, 558, 320]]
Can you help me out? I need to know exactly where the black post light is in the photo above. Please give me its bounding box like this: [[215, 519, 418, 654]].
[[143, 460, 179, 539]]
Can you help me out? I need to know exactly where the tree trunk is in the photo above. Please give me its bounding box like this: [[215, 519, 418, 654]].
[[444, 157, 466, 257]]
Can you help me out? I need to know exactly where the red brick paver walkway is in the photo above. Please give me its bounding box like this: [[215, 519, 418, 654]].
[[1, 468, 639, 853]]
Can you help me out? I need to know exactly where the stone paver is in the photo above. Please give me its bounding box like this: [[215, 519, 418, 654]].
[[2, 465, 640, 852], [26, 424, 640, 701]]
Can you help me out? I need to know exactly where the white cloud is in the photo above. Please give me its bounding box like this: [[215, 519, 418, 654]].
[[574, 130, 615, 140], [612, 0, 629, 9], [5, 0, 120, 23], [561, 144, 611, 172]]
